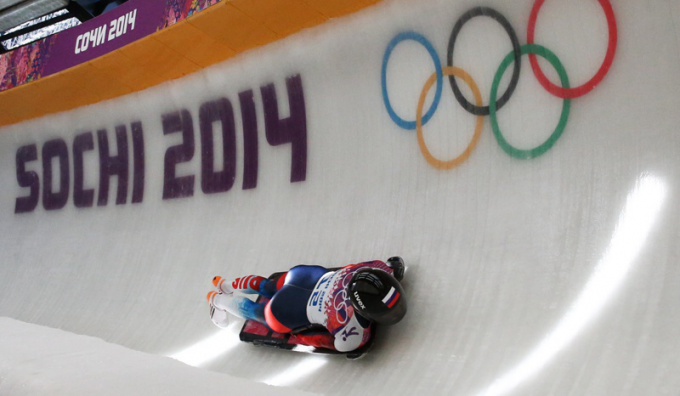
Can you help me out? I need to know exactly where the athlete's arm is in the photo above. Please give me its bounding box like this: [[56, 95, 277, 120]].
[[333, 315, 369, 352]]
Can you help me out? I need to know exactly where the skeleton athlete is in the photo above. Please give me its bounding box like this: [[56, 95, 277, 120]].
[[208, 257, 406, 352]]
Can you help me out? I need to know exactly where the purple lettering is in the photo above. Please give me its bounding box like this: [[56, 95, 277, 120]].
[[261, 74, 307, 183], [199, 98, 236, 194], [97, 127, 129, 206], [239, 89, 258, 190], [73, 132, 95, 208], [42, 139, 69, 211], [131, 121, 145, 204], [14, 144, 40, 213], [14, 121, 145, 213], [162, 109, 195, 199]]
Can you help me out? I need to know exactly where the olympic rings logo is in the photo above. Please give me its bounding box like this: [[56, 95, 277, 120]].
[[381, 0, 618, 170], [333, 289, 350, 325]]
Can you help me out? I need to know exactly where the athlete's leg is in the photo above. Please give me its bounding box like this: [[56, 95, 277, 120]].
[[213, 275, 278, 298], [263, 265, 331, 332], [264, 284, 314, 333], [207, 291, 266, 325]]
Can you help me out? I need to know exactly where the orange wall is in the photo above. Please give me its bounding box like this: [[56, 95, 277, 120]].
[[0, 0, 381, 127]]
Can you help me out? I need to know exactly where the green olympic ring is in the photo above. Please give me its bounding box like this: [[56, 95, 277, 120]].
[[490, 44, 571, 159]]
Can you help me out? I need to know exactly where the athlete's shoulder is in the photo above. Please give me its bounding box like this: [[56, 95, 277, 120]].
[[344, 260, 392, 274]]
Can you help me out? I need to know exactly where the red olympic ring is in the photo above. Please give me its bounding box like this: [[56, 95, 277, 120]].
[[527, 0, 618, 99]]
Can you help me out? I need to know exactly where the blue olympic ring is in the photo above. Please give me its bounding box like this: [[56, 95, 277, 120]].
[[381, 31, 443, 130]]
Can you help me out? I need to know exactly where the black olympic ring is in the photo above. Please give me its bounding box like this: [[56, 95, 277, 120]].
[[447, 7, 522, 116]]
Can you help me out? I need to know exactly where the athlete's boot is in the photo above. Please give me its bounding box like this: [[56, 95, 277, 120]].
[[207, 291, 230, 328], [212, 276, 234, 294], [207, 290, 266, 324]]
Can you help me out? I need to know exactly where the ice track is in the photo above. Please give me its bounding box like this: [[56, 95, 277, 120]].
[[1, 0, 680, 395]]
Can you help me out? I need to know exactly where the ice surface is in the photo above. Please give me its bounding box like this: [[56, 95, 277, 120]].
[[0, 0, 679, 395], [0, 317, 315, 395]]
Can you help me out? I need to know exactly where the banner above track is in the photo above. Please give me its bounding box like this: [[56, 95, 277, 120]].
[[0, 0, 381, 127], [0, 0, 220, 92]]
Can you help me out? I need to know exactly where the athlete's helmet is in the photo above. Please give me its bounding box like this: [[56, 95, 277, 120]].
[[348, 268, 407, 325]]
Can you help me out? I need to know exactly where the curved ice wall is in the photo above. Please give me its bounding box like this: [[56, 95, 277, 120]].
[[1, 0, 679, 395]]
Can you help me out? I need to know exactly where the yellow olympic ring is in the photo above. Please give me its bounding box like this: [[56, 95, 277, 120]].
[[417, 67, 484, 170]]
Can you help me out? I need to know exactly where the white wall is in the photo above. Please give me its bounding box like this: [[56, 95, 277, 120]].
[[0, 0, 679, 395]]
